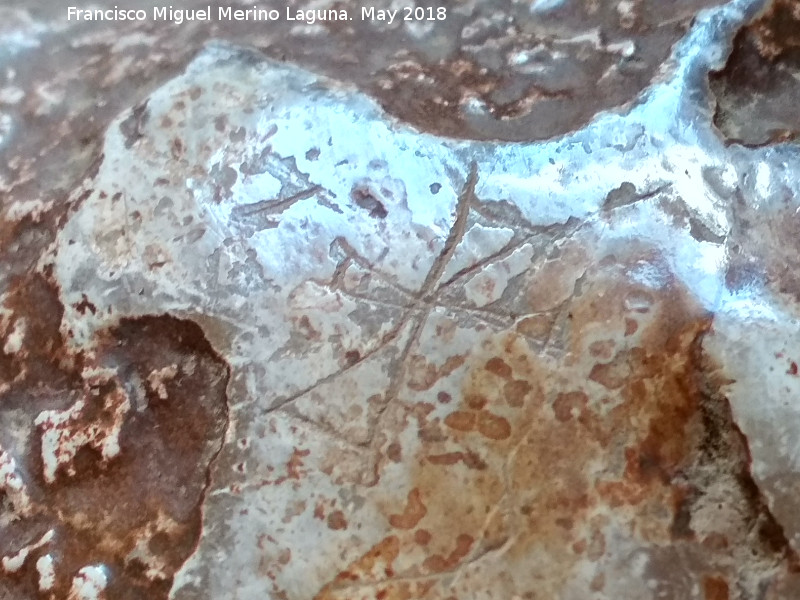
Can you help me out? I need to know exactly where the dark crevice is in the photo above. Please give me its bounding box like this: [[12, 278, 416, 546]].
[[0, 283, 232, 600], [680, 326, 799, 573]]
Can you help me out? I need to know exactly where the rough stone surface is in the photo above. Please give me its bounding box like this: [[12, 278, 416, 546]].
[[4, 0, 800, 599], [710, 0, 800, 145]]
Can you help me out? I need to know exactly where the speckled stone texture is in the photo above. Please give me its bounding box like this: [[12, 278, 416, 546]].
[[3, 0, 800, 599]]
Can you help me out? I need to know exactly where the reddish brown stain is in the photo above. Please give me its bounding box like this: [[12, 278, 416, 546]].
[[386, 442, 402, 462], [443, 410, 475, 432], [355, 263, 707, 596], [591, 572, 606, 591], [475, 411, 511, 441], [171, 137, 184, 159], [272, 548, 292, 567], [703, 575, 730, 600], [1, 273, 74, 388], [464, 393, 488, 409], [426, 451, 487, 470], [503, 379, 533, 407], [286, 448, 311, 480], [422, 534, 474, 574], [555, 517, 574, 530], [589, 352, 634, 390], [589, 339, 616, 359], [414, 529, 432, 546], [389, 488, 427, 530], [572, 539, 587, 555], [315, 536, 400, 598], [426, 452, 463, 466], [552, 391, 589, 422], [516, 314, 555, 340], [344, 349, 361, 366], [73, 293, 97, 316], [485, 357, 512, 378], [407, 355, 466, 392], [314, 246, 795, 598], [625, 318, 639, 336], [327, 510, 348, 531]]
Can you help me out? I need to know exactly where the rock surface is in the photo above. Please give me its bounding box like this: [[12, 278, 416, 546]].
[[3, 0, 800, 599]]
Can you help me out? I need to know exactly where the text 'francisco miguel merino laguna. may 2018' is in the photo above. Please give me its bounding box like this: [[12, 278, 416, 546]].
[[63, 5, 415, 24]]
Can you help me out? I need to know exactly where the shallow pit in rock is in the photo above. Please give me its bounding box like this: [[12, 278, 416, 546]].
[[710, 0, 800, 146]]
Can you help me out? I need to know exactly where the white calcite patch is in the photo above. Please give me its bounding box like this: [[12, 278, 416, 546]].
[[464, 243, 535, 307], [36, 554, 56, 591], [441, 224, 515, 282], [35, 379, 130, 483], [2, 530, 54, 574], [1, 317, 24, 355], [0, 444, 30, 516], [68, 565, 108, 600]]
